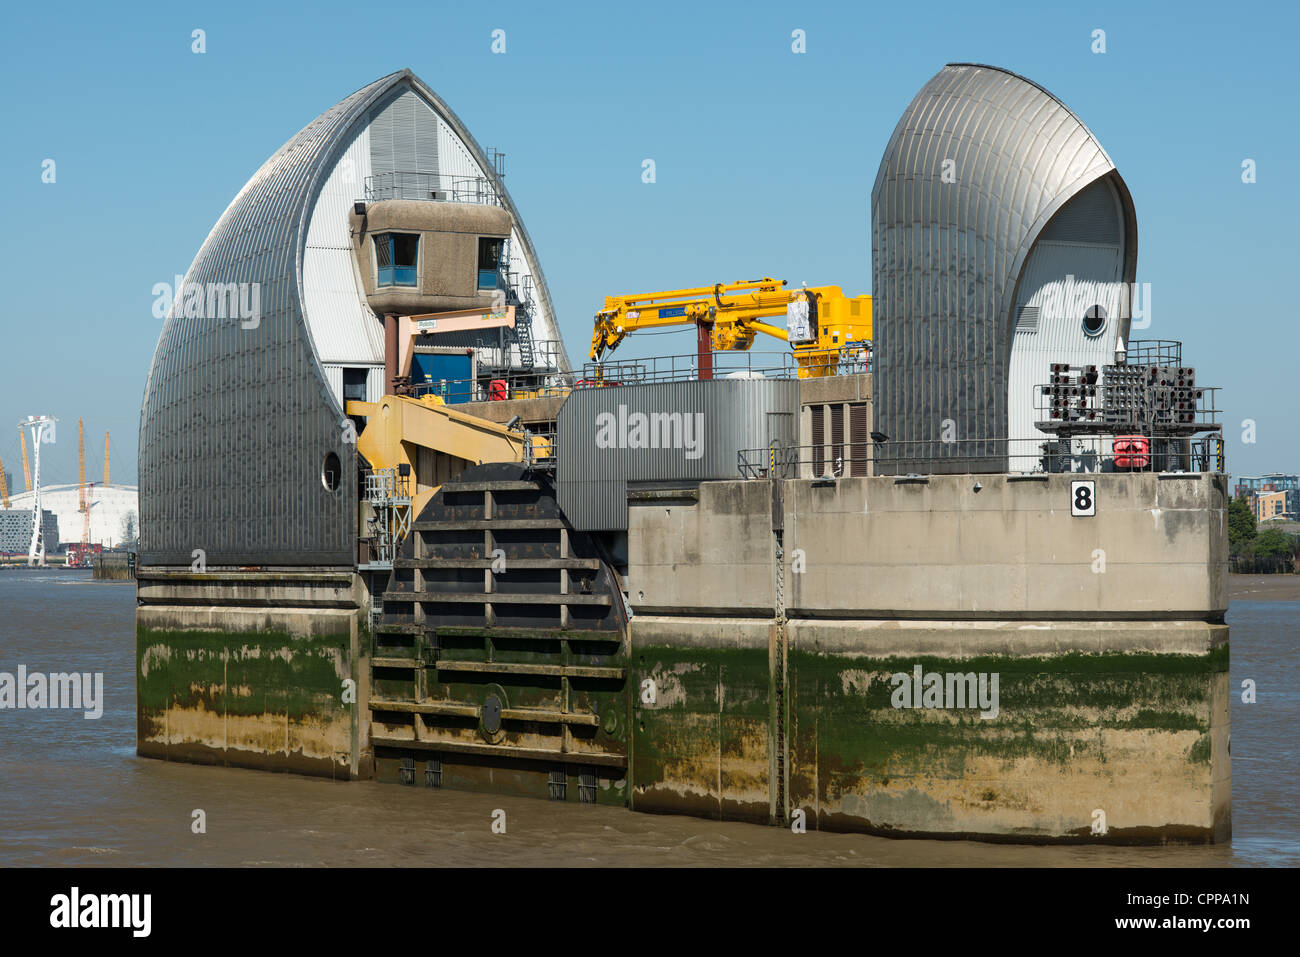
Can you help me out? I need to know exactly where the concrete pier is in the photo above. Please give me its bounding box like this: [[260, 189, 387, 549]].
[[135, 568, 372, 779], [627, 473, 1230, 842]]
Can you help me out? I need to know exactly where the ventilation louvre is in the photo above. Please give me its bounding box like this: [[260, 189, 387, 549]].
[[1016, 304, 1040, 333]]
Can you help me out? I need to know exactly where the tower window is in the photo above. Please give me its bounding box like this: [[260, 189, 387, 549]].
[[1082, 304, 1107, 337], [478, 237, 505, 289], [375, 233, 419, 286]]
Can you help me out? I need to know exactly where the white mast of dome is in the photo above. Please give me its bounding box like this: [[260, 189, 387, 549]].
[[20, 415, 57, 566]]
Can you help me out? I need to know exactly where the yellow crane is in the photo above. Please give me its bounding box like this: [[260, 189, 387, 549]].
[[19, 429, 32, 491], [590, 277, 872, 378]]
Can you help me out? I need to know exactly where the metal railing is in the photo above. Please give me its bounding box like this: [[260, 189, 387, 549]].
[[408, 366, 574, 404], [402, 342, 875, 403], [581, 351, 785, 385], [737, 434, 1227, 480], [1126, 339, 1183, 367], [364, 171, 504, 206], [580, 344, 872, 387]]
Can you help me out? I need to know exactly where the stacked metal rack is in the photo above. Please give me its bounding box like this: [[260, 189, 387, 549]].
[[1036, 341, 1218, 438], [1041, 362, 1102, 426], [1100, 363, 1203, 430]]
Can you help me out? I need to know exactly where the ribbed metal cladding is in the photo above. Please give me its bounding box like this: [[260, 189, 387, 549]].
[[139, 69, 566, 566], [870, 63, 1138, 473], [556, 379, 801, 531]]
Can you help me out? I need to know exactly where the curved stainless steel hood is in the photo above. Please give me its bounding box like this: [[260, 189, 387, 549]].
[[871, 63, 1138, 472]]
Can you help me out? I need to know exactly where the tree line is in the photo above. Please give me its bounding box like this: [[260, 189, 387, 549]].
[[1228, 498, 1299, 573]]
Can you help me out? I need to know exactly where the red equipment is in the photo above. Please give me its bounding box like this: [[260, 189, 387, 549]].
[[1113, 435, 1150, 470]]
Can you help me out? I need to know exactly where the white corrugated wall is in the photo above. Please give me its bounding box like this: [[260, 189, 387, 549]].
[[1007, 241, 1125, 468], [303, 126, 386, 366]]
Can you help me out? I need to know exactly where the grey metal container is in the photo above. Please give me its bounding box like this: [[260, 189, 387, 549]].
[[556, 378, 800, 530]]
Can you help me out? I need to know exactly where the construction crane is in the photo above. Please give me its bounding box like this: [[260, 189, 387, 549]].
[[19, 429, 32, 491], [78, 419, 86, 514], [590, 277, 872, 378]]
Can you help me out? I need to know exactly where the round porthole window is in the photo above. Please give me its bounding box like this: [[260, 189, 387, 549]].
[[1082, 304, 1107, 337], [321, 452, 341, 492]]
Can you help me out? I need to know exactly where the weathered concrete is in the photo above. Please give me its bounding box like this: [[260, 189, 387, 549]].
[[626, 471, 1230, 842], [628, 480, 774, 615], [785, 473, 1228, 617], [633, 473, 1228, 618], [135, 568, 372, 780]]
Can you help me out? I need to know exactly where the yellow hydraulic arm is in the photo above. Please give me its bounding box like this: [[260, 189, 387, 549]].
[[349, 394, 537, 518], [590, 277, 871, 377]]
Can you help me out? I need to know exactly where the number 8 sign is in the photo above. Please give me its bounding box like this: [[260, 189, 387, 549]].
[[1071, 480, 1096, 517]]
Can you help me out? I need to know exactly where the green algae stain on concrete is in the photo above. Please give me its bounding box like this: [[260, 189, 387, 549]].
[[631, 640, 1228, 840], [788, 646, 1228, 840], [136, 625, 359, 778], [789, 647, 1226, 776], [138, 627, 351, 716], [631, 643, 772, 822]]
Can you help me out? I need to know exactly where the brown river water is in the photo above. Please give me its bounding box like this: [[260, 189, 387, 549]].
[[0, 568, 1295, 867]]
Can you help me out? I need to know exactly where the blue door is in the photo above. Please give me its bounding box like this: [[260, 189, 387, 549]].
[[410, 353, 474, 403]]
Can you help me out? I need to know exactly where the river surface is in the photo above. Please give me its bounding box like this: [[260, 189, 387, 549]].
[[0, 568, 1295, 867]]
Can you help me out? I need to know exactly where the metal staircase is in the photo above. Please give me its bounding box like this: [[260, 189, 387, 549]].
[[514, 274, 537, 369], [500, 239, 537, 371]]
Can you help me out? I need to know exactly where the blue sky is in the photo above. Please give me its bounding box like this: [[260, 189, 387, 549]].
[[1, 0, 1295, 487]]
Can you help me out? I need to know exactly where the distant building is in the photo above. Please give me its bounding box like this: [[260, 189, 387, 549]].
[[0, 508, 60, 555], [1253, 489, 1298, 523], [1234, 474, 1299, 522], [1235, 473, 1300, 497], [3, 484, 139, 548]]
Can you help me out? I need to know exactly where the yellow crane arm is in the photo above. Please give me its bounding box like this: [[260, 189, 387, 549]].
[[19, 430, 32, 492], [589, 277, 870, 377]]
